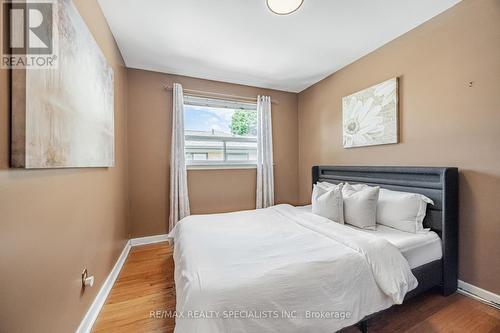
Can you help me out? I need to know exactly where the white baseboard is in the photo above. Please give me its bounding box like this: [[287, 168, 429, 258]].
[[76, 234, 172, 332], [458, 280, 500, 309], [129, 234, 171, 246], [75, 240, 132, 333], [74, 241, 499, 333]]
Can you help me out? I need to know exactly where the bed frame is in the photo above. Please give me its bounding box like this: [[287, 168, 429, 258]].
[[312, 166, 459, 331]]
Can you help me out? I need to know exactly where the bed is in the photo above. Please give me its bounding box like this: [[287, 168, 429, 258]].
[[170, 166, 458, 332], [296, 205, 443, 270]]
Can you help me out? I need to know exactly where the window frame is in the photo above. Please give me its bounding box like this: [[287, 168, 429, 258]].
[[183, 95, 258, 170]]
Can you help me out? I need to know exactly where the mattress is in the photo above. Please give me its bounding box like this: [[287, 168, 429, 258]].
[[297, 205, 442, 269]]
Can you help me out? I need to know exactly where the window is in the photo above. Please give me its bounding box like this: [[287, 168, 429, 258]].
[[184, 95, 258, 168]]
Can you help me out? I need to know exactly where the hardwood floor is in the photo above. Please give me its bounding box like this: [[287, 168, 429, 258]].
[[92, 242, 500, 333], [92, 242, 175, 333]]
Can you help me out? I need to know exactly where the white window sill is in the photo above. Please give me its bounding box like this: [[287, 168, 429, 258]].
[[186, 163, 257, 170]]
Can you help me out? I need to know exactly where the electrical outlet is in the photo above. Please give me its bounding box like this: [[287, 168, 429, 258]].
[[81, 268, 94, 288]]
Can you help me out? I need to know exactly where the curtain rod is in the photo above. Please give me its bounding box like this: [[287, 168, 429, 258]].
[[162, 84, 279, 105]]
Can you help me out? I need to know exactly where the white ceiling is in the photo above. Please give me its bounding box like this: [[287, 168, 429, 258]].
[[98, 0, 461, 93]]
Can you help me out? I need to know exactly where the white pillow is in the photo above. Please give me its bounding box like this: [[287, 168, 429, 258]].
[[377, 188, 434, 233], [317, 181, 337, 190], [311, 183, 344, 223], [346, 183, 434, 233], [342, 183, 379, 230]]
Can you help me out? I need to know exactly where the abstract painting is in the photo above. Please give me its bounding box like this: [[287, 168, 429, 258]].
[[11, 0, 114, 168], [342, 78, 398, 148]]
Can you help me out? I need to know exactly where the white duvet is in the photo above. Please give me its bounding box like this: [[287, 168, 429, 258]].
[[170, 204, 417, 333]]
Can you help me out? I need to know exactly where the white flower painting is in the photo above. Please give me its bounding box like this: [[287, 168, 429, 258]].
[[342, 78, 398, 148]]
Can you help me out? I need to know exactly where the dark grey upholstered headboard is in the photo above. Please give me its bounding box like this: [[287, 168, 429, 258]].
[[312, 166, 459, 295]]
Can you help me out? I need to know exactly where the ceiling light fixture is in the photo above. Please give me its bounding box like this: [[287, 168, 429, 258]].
[[267, 0, 304, 15]]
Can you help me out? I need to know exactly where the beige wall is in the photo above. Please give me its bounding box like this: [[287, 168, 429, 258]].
[[127, 69, 298, 237], [0, 1, 129, 332], [1, 1, 499, 332], [298, 0, 500, 293]]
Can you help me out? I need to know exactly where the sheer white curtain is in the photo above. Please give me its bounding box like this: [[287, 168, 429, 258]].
[[169, 83, 190, 232], [256, 95, 274, 209]]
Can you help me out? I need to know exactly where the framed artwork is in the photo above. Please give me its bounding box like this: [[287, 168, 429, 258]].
[[11, 0, 114, 168], [342, 77, 398, 148]]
